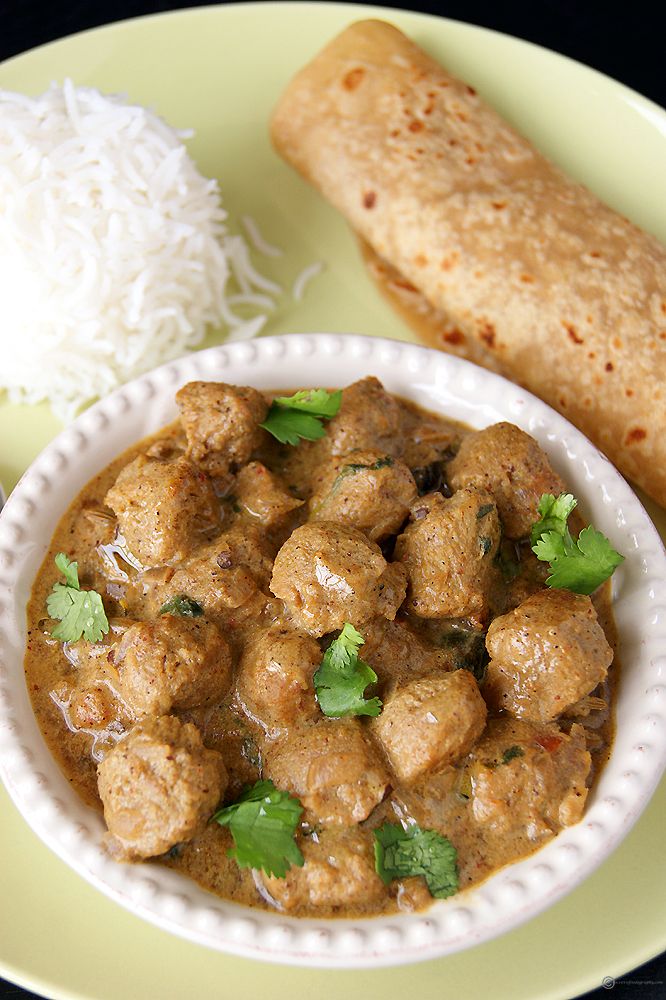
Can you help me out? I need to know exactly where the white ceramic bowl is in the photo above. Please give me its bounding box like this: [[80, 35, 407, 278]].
[[0, 333, 665, 968]]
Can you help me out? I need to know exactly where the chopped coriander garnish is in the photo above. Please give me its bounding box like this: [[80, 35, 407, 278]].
[[495, 541, 521, 583], [531, 493, 624, 595], [260, 388, 342, 446], [479, 535, 493, 556], [46, 552, 109, 643], [55, 550, 79, 588], [240, 735, 262, 771], [213, 779, 304, 878], [374, 823, 459, 899], [484, 745, 526, 769], [313, 622, 382, 718], [158, 594, 204, 618], [500, 745, 524, 765], [439, 627, 488, 682], [530, 493, 578, 548], [329, 456, 393, 497], [311, 456, 395, 513]]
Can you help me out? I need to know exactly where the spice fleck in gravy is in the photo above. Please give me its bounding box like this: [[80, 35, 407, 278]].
[[25, 377, 616, 917]]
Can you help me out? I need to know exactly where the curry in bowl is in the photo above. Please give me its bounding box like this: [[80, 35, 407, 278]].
[[25, 376, 620, 917]]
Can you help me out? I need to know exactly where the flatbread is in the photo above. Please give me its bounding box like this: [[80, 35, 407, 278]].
[[271, 19, 666, 507]]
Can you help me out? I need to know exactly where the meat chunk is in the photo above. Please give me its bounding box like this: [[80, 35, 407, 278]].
[[235, 462, 303, 527], [484, 589, 613, 721], [399, 408, 462, 471], [326, 377, 403, 456], [395, 488, 500, 623], [176, 381, 268, 476], [309, 449, 417, 541], [97, 715, 226, 860], [237, 625, 321, 731], [361, 618, 456, 696], [261, 828, 385, 912], [55, 632, 130, 733], [208, 521, 274, 589], [114, 616, 232, 717], [264, 719, 390, 826], [372, 670, 487, 783], [469, 718, 591, 839], [448, 422, 566, 540], [182, 704, 261, 800], [270, 521, 407, 636], [164, 559, 258, 618], [69, 683, 118, 730], [104, 454, 220, 567], [151, 524, 274, 626]]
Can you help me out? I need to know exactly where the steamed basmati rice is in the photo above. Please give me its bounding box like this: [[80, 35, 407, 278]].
[[0, 80, 276, 422]]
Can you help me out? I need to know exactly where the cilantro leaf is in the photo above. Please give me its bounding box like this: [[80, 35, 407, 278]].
[[213, 779, 304, 878], [51, 590, 109, 644], [532, 530, 569, 565], [540, 525, 625, 594], [54, 551, 80, 589], [159, 594, 203, 617], [530, 493, 624, 595], [46, 582, 78, 621], [272, 388, 342, 418], [374, 823, 459, 899], [313, 622, 382, 718], [260, 388, 342, 446], [260, 408, 328, 445], [46, 553, 109, 643], [529, 493, 577, 548]]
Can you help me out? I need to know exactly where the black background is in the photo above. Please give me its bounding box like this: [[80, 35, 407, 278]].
[[1, 2, 664, 998], [1, 0, 665, 106]]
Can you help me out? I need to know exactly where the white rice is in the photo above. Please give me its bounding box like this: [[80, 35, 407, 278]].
[[0, 80, 278, 422], [241, 215, 284, 258], [292, 261, 325, 301]]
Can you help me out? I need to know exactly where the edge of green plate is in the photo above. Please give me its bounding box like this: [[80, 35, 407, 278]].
[[0, 5, 665, 1000]]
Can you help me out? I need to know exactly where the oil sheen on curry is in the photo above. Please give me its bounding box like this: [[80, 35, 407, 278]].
[[25, 377, 617, 918]]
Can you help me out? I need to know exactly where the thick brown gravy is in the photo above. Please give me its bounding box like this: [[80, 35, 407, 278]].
[[24, 382, 617, 918]]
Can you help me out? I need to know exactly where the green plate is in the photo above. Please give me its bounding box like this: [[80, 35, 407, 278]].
[[0, 4, 665, 998]]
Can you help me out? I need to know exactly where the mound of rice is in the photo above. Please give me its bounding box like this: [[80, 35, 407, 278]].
[[0, 80, 273, 422]]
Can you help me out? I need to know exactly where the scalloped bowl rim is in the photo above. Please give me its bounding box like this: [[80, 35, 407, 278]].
[[0, 332, 665, 968]]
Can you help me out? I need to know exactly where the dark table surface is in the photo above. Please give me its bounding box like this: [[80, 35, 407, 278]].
[[1, 2, 664, 998]]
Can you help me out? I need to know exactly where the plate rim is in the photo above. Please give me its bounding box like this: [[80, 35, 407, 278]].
[[0, 2, 665, 995]]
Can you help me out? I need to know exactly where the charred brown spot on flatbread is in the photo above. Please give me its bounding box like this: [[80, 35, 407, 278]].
[[564, 323, 584, 345], [480, 323, 496, 348], [342, 67, 365, 90]]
